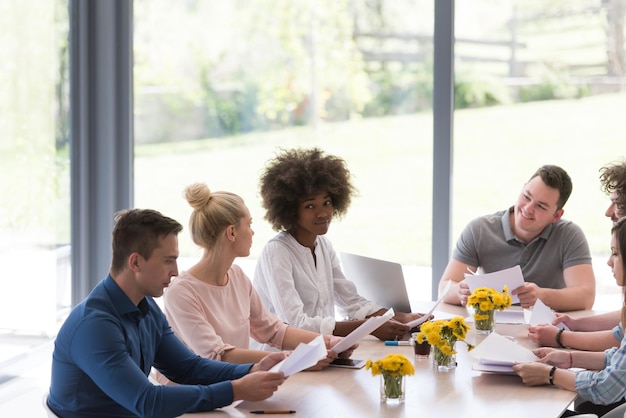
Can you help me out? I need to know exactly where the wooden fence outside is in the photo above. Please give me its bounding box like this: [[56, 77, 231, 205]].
[[354, 5, 625, 92]]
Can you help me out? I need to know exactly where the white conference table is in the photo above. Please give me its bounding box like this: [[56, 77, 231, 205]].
[[182, 302, 592, 418]]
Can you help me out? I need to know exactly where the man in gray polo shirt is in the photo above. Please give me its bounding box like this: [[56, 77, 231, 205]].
[[439, 165, 595, 311], [529, 160, 626, 350]]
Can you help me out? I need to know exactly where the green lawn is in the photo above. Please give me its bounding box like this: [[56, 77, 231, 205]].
[[135, 92, 626, 266]]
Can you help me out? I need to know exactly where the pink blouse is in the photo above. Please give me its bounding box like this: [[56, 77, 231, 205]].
[[163, 264, 289, 360]]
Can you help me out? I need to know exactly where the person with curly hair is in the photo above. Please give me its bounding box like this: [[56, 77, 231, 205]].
[[529, 161, 626, 352], [601, 160, 626, 223], [253, 147, 426, 341], [155, 182, 354, 385]]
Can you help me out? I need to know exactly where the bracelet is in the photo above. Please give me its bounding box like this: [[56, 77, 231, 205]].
[[555, 329, 566, 348], [549, 366, 557, 385], [569, 351, 573, 369]]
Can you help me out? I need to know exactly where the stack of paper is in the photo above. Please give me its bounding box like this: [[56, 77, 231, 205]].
[[465, 308, 528, 325], [465, 296, 568, 327], [469, 332, 539, 374]]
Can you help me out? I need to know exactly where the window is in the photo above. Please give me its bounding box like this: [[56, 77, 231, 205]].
[[453, 0, 625, 304], [133, 1, 434, 285], [0, 0, 70, 335]]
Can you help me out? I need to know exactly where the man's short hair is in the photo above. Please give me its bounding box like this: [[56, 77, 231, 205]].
[[110, 209, 183, 276], [529, 165, 573, 210]]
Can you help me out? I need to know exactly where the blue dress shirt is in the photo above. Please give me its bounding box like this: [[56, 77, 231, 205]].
[[48, 275, 252, 418]]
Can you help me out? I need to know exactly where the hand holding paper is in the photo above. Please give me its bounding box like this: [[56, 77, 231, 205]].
[[269, 335, 328, 376], [470, 332, 538, 373], [405, 281, 450, 329], [330, 309, 395, 354], [528, 298, 568, 329], [465, 265, 525, 304]]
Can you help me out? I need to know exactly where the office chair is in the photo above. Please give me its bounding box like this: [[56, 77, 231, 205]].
[[42, 393, 60, 418], [599, 403, 626, 418]]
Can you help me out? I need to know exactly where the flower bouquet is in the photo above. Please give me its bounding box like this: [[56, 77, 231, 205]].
[[365, 353, 414, 403], [416, 316, 474, 371], [467, 286, 512, 334]]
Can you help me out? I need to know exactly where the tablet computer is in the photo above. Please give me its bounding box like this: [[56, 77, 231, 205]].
[[329, 358, 366, 369]]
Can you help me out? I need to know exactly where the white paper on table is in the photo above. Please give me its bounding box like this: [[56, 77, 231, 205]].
[[465, 265, 525, 304], [269, 335, 327, 376], [464, 309, 527, 324], [219, 400, 245, 415], [496, 309, 527, 324], [330, 308, 395, 354], [405, 281, 451, 329], [528, 298, 569, 330], [469, 332, 538, 372], [472, 362, 518, 375], [431, 310, 457, 321]]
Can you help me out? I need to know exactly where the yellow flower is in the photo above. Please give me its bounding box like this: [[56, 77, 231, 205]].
[[416, 316, 475, 355], [365, 353, 415, 377], [467, 286, 512, 313]]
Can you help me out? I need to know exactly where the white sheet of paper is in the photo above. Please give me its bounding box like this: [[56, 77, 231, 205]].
[[465, 265, 525, 304], [269, 335, 327, 376], [528, 298, 569, 329], [405, 281, 451, 329], [330, 308, 395, 354], [469, 331, 538, 371]]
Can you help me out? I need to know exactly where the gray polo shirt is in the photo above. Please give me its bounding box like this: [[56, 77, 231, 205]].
[[452, 207, 592, 289]]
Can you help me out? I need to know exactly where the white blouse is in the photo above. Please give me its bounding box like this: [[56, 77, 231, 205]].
[[253, 232, 382, 335]]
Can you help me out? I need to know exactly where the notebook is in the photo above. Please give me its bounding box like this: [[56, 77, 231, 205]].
[[339, 252, 412, 313]]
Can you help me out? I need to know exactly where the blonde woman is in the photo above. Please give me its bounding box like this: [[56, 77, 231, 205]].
[[160, 183, 352, 377]]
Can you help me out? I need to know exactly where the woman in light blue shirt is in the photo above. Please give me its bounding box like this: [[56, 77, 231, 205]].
[[513, 216, 626, 416]]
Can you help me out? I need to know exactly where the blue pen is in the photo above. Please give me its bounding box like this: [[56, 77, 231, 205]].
[[384, 340, 411, 346]]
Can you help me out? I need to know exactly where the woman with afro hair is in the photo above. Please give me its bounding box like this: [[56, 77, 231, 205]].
[[253, 148, 425, 341]]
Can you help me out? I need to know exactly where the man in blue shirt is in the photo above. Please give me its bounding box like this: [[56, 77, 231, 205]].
[[47, 209, 286, 418]]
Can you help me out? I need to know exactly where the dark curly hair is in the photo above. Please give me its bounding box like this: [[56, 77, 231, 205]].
[[259, 147, 356, 231], [600, 161, 626, 212]]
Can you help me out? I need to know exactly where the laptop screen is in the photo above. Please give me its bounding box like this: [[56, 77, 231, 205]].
[[339, 252, 412, 313]]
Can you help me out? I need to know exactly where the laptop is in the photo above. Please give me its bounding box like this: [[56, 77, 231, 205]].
[[339, 252, 412, 313]]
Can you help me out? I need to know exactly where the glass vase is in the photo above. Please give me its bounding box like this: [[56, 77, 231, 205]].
[[474, 309, 495, 334], [432, 346, 456, 372], [380, 373, 406, 404]]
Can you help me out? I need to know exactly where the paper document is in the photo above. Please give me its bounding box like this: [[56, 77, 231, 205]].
[[471, 362, 518, 375], [269, 335, 327, 376], [469, 332, 538, 373], [465, 308, 527, 324], [405, 281, 450, 329], [465, 265, 525, 304], [330, 308, 395, 354], [528, 298, 569, 329]]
